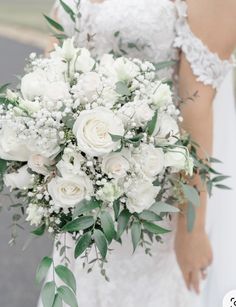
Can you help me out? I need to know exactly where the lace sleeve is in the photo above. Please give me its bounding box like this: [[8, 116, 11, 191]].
[[174, 0, 233, 89]]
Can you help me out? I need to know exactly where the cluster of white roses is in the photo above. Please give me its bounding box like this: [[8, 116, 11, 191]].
[[0, 38, 193, 230]]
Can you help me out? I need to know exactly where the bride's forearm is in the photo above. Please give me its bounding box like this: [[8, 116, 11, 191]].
[[177, 53, 215, 233]]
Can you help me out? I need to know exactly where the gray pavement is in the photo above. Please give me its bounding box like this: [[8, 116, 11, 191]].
[[0, 37, 52, 307]]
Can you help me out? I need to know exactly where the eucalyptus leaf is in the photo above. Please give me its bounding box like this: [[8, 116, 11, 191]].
[[73, 199, 101, 218], [181, 184, 200, 207], [117, 209, 131, 239], [0, 83, 10, 94], [63, 216, 94, 232], [100, 211, 116, 243], [115, 81, 131, 96], [44, 15, 64, 32], [0, 159, 7, 175], [131, 221, 141, 252], [36, 257, 53, 284], [187, 202, 196, 232], [215, 184, 231, 190], [32, 223, 46, 236], [113, 200, 120, 221], [109, 133, 123, 142], [147, 110, 158, 136], [94, 229, 108, 259], [154, 60, 176, 71], [74, 232, 92, 258], [55, 265, 77, 293], [53, 294, 63, 307], [143, 221, 170, 234], [212, 175, 230, 183], [139, 210, 162, 221], [150, 202, 179, 214], [58, 285, 78, 307], [42, 281, 56, 307], [59, 0, 76, 22]]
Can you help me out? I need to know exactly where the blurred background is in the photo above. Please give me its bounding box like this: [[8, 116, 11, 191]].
[[0, 1, 54, 306]]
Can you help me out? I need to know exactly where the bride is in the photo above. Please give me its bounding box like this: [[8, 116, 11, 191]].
[[39, 0, 236, 306]]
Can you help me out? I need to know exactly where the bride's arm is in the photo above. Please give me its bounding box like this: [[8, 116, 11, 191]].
[[175, 0, 236, 294]]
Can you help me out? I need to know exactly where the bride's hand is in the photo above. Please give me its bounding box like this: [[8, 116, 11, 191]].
[[175, 224, 213, 294]]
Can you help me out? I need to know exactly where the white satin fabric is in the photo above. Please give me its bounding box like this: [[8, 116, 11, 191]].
[[39, 1, 236, 306]]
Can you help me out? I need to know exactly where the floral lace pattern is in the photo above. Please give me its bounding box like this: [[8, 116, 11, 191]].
[[174, 0, 232, 89]]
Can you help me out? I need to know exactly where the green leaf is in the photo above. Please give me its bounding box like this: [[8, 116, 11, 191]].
[[0, 159, 7, 175], [100, 211, 116, 243], [215, 184, 231, 190], [154, 60, 176, 71], [62, 114, 75, 129], [57, 285, 78, 307], [0, 83, 10, 94], [209, 157, 222, 163], [117, 209, 131, 239], [94, 229, 108, 259], [74, 232, 92, 258], [212, 175, 230, 183], [55, 265, 77, 294], [113, 200, 120, 220], [32, 223, 46, 236], [139, 210, 162, 221], [109, 133, 123, 142], [63, 216, 94, 232], [42, 281, 56, 307], [44, 15, 64, 32], [143, 221, 170, 234], [115, 81, 131, 96], [131, 221, 141, 252], [59, 0, 76, 22], [181, 184, 200, 207], [147, 110, 158, 136], [36, 257, 53, 285], [187, 202, 196, 232], [150, 202, 179, 214], [73, 199, 101, 218], [53, 294, 63, 307]]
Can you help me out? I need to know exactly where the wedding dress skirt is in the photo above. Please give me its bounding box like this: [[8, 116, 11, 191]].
[[38, 1, 236, 306]]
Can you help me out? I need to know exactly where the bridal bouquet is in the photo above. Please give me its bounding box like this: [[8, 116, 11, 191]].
[[0, 38, 225, 306]]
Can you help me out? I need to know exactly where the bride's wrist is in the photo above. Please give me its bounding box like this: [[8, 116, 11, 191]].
[[177, 213, 206, 235]]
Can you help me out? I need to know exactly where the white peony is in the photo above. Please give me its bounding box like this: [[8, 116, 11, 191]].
[[151, 83, 173, 109], [101, 150, 131, 179], [21, 69, 47, 101], [164, 147, 194, 175], [97, 181, 123, 203], [126, 179, 160, 213], [0, 125, 31, 161], [26, 203, 45, 226], [48, 173, 93, 209], [153, 113, 180, 144], [28, 154, 53, 175], [4, 165, 33, 191], [133, 144, 165, 178], [73, 107, 124, 157], [118, 101, 154, 127], [74, 48, 95, 73]]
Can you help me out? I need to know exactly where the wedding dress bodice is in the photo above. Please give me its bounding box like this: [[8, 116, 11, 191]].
[[55, 0, 232, 89]]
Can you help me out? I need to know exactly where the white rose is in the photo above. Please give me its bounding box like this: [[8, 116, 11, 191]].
[[73, 107, 124, 157], [153, 113, 180, 144], [164, 147, 194, 175], [48, 173, 93, 209], [43, 81, 71, 102], [118, 101, 154, 127], [97, 181, 123, 203], [0, 125, 31, 161], [113, 57, 140, 82], [21, 69, 47, 100], [74, 48, 95, 73], [133, 144, 165, 178], [151, 83, 172, 108], [101, 150, 131, 179], [73, 72, 102, 103], [26, 203, 45, 226], [126, 179, 160, 213], [28, 154, 53, 175], [57, 147, 85, 176], [4, 165, 33, 191]]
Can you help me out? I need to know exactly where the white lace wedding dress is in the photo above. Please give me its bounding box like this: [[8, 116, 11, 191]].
[[39, 1, 236, 306]]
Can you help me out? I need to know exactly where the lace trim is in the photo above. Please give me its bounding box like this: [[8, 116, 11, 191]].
[[174, 0, 233, 89]]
